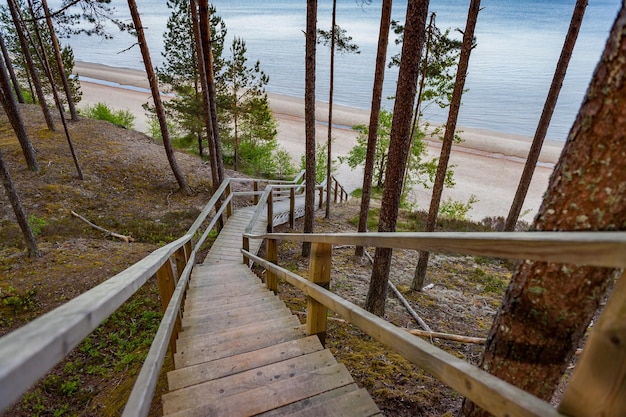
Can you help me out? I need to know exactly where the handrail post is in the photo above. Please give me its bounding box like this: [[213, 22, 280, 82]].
[[242, 236, 250, 265], [225, 181, 233, 218], [334, 178, 338, 203], [289, 188, 295, 229], [306, 242, 332, 346], [156, 258, 179, 359], [267, 190, 274, 233], [253, 181, 259, 205], [266, 239, 278, 294]]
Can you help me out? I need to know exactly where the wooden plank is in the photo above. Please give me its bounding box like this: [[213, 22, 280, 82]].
[[182, 291, 271, 311], [182, 298, 287, 327], [558, 271, 626, 417], [307, 243, 331, 346], [285, 388, 380, 417], [175, 324, 305, 368], [176, 315, 302, 348], [179, 308, 293, 336], [165, 364, 354, 417], [168, 336, 323, 391], [183, 283, 267, 301], [183, 294, 282, 318], [256, 384, 359, 417], [261, 231, 626, 268], [164, 350, 337, 414]]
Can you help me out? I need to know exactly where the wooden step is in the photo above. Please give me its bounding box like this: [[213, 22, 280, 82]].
[[183, 293, 281, 317], [164, 363, 355, 417], [175, 325, 307, 367], [168, 336, 324, 391], [282, 388, 380, 417], [255, 384, 360, 417], [182, 291, 267, 312], [164, 349, 338, 414], [183, 284, 268, 304], [182, 298, 286, 327], [179, 306, 292, 335], [176, 315, 302, 346]]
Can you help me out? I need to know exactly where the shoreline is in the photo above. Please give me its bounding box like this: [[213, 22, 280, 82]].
[[73, 61, 559, 221]]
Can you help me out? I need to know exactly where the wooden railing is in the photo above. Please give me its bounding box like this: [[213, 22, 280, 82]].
[[0, 171, 325, 416], [240, 229, 626, 417]]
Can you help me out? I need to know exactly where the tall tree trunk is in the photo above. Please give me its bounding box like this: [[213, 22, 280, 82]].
[[355, 0, 393, 257], [191, 0, 219, 188], [0, 50, 39, 172], [461, 4, 626, 415], [504, 0, 587, 231], [7, 0, 55, 131], [127, 0, 192, 196], [28, 0, 83, 180], [364, 0, 429, 316], [198, 0, 224, 185], [302, 0, 317, 257], [0, 148, 41, 257], [412, 0, 481, 291], [0, 32, 24, 104], [324, 0, 337, 219], [40, 0, 78, 121]]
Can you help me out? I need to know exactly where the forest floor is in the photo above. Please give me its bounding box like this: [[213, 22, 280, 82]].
[[1, 104, 548, 416]]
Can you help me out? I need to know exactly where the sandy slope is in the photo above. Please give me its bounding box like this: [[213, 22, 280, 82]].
[[74, 61, 562, 222]]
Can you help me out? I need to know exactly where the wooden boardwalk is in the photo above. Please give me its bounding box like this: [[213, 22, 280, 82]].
[[163, 204, 381, 416]]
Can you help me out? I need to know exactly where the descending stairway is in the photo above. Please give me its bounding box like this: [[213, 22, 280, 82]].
[[161, 204, 381, 416]]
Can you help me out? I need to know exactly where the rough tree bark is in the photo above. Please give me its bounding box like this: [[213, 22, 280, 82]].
[[0, 32, 24, 103], [504, 0, 587, 231], [191, 0, 219, 188], [461, 4, 626, 415], [302, 0, 317, 257], [41, 0, 78, 121], [412, 0, 481, 291], [0, 49, 40, 172], [198, 0, 224, 185], [364, 0, 429, 316], [355, 0, 393, 257], [324, 0, 337, 219], [0, 148, 41, 257], [7, 0, 55, 131], [127, 0, 192, 196]]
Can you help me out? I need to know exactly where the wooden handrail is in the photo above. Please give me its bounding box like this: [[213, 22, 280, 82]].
[[241, 247, 569, 417], [243, 231, 626, 268]]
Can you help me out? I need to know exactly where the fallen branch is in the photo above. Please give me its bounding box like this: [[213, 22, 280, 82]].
[[407, 328, 486, 344], [363, 249, 432, 333], [71, 210, 135, 243], [293, 310, 347, 324]]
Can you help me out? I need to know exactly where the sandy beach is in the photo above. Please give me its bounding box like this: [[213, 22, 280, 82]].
[[74, 61, 563, 222]]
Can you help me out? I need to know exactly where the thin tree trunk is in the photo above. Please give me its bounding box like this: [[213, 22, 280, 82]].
[[0, 50, 39, 172], [302, 0, 317, 257], [324, 0, 337, 219], [364, 0, 429, 316], [127, 0, 192, 195], [198, 0, 224, 184], [0, 32, 24, 103], [412, 0, 481, 291], [504, 0, 587, 231], [0, 148, 41, 257], [7, 0, 55, 131], [191, 0, 219, 188], [28, 0, 83, 180], [41, 0, 77, 121], [461, 4, 626, 415], [355, 0, 393, 257]]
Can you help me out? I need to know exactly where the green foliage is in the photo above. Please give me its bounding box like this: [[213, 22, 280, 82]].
[[317, 25, 360, 55], [1, 285, 37, 314], [300, 141, 337, 184], [27, 214, 48, 235], [80, 102, 135, 129], [439, 195, 478, 220], [340, 110, 453, 198]]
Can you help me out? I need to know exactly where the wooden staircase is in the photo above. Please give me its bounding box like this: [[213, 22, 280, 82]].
[[161, 206, 381, 416]]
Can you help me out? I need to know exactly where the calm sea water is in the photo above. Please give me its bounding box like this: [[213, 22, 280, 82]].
[[58, 0, 619, 141]]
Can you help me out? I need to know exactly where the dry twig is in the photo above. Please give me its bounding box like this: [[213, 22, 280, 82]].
[[71, 210, 135, 243]]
